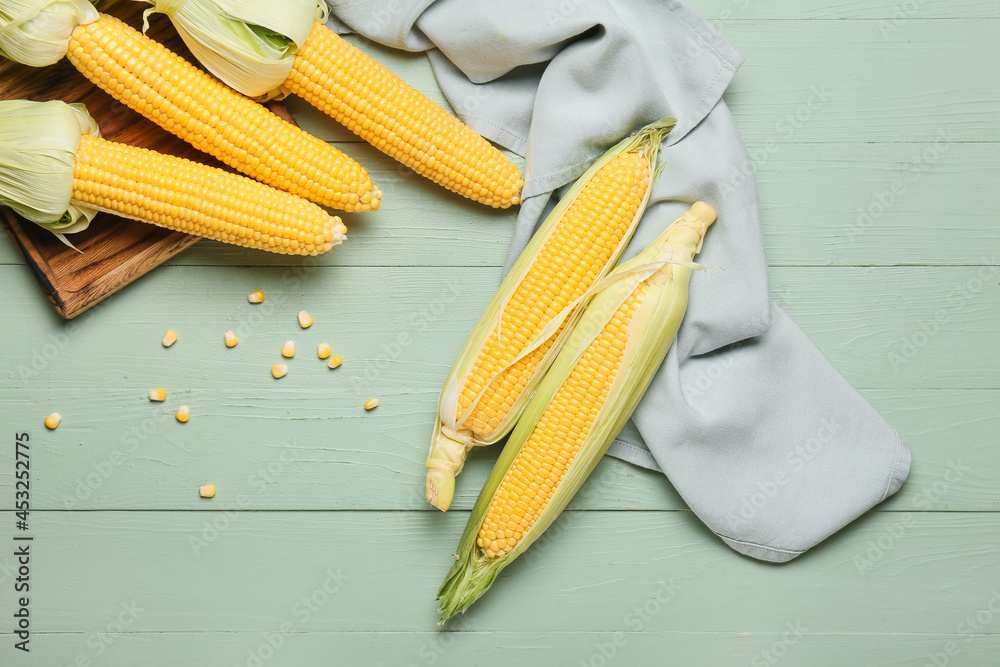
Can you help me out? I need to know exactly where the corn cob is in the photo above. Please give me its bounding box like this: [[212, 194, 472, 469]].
[[0, 100, 344, 255], [0, 2, 379, 211], [139, 1, 524, 208], [437, 202, 716, 622], [425, 119, 675, 511]]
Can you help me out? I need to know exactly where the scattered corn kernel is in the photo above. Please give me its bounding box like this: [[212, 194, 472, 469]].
[[365, 398, 379, 410], [281, 340, 296, 358], [224, 331, 238, 347], [328, 355, 343, 369], [199, 484, 216, 498], [272, 363, 289, 379], [44, 412, 61, 429], [176, 405, 190, 423], [248, 290, 264, 304], [149, 388, 166, 402], [298, 310, 313, 328], [317, 343, 331, 359], [162, 330, 177, 347]]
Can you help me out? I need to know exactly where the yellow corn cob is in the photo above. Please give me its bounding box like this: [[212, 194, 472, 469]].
[[284, 21, 522, 208], [457, 153, 648, 439], [72, 134, 344, 255], [425, 119, 675, 511], [65, 14, 379, 212], [479, 285, 649, 558], [438, 202, 716, 622]]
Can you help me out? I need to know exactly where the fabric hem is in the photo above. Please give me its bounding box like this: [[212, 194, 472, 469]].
[[714, 532, 805, 564], [606, 438, 662, 472]]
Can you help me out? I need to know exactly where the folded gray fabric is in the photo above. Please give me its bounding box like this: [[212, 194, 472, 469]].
[[327, 0, 911, 562]]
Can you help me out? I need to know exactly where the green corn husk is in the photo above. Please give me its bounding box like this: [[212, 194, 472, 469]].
[[0, 0, 97, 67], [0, 99, 100, 239], [436, 202, 717, 623], [138, 0, 325, 99], [425, 118, 676, 512]]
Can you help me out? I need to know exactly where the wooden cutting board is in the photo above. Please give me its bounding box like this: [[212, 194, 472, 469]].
[[0, 0, 296, 319]]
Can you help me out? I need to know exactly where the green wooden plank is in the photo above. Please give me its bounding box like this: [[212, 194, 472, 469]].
[[769, 265, 1000, 389], [2, 630, 999, 667], [2, 264, 996, 391], [688, 0, 1000, 19], [1, 510, 997, 633], [756, 142, 999, 267], [319, 22, 1000, 145], [0, 385, 994, 512]]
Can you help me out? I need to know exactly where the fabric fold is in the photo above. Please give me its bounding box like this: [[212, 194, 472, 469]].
[[326, 0, 910, 562]]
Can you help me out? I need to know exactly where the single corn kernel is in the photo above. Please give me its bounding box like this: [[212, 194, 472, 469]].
[[199, 484, 216, 498], [248, 290, 265, 304], [149, 388, 166, 402], [224, 331, 238, 347], [317, 343, 331, 359], [298, 310, 313, 328], [365, 398, 379, 411], [328, 354, 343, 369], [272, 363, 289, 379], [44, 412, 61, 429], [176, 405, 190, 423], [281, 341, 296, 358], [162, 330, 178, 347]]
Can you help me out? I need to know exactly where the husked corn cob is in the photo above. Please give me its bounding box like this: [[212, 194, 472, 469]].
[[73, 134, 344, 254], [425, 119, 675, 511], [0, 100, 344, 255], [71, 14, 379, 211], [285, 22, 522, 208], [136, 1, 522, 207], [0, 2, 379, 211], [437, 202, 716, 622]]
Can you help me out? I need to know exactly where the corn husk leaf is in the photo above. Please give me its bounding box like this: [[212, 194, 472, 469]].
[[0, 99, 99, 234], [0, 0, 97, 66], [425, 118, 676, 511], [139, 0, 325, 99], [437, 203, 716, 622]]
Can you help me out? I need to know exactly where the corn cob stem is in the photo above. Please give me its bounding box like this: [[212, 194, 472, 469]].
[[437, 202, 716, 622], [284, 21, 522, 208], [426, 119, 675, 511]]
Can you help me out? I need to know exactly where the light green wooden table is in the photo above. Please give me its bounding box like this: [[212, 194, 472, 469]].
[[2, 1, 998, 665]]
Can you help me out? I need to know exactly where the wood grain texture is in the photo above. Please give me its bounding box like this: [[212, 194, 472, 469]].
[[0, 3, 997, 665], [1, 511, 998, 634], [3, 631, 1000, 667], [0, 0, 303, 318]]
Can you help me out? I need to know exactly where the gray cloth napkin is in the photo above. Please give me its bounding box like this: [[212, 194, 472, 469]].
[[327, 0, 911, 562]]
